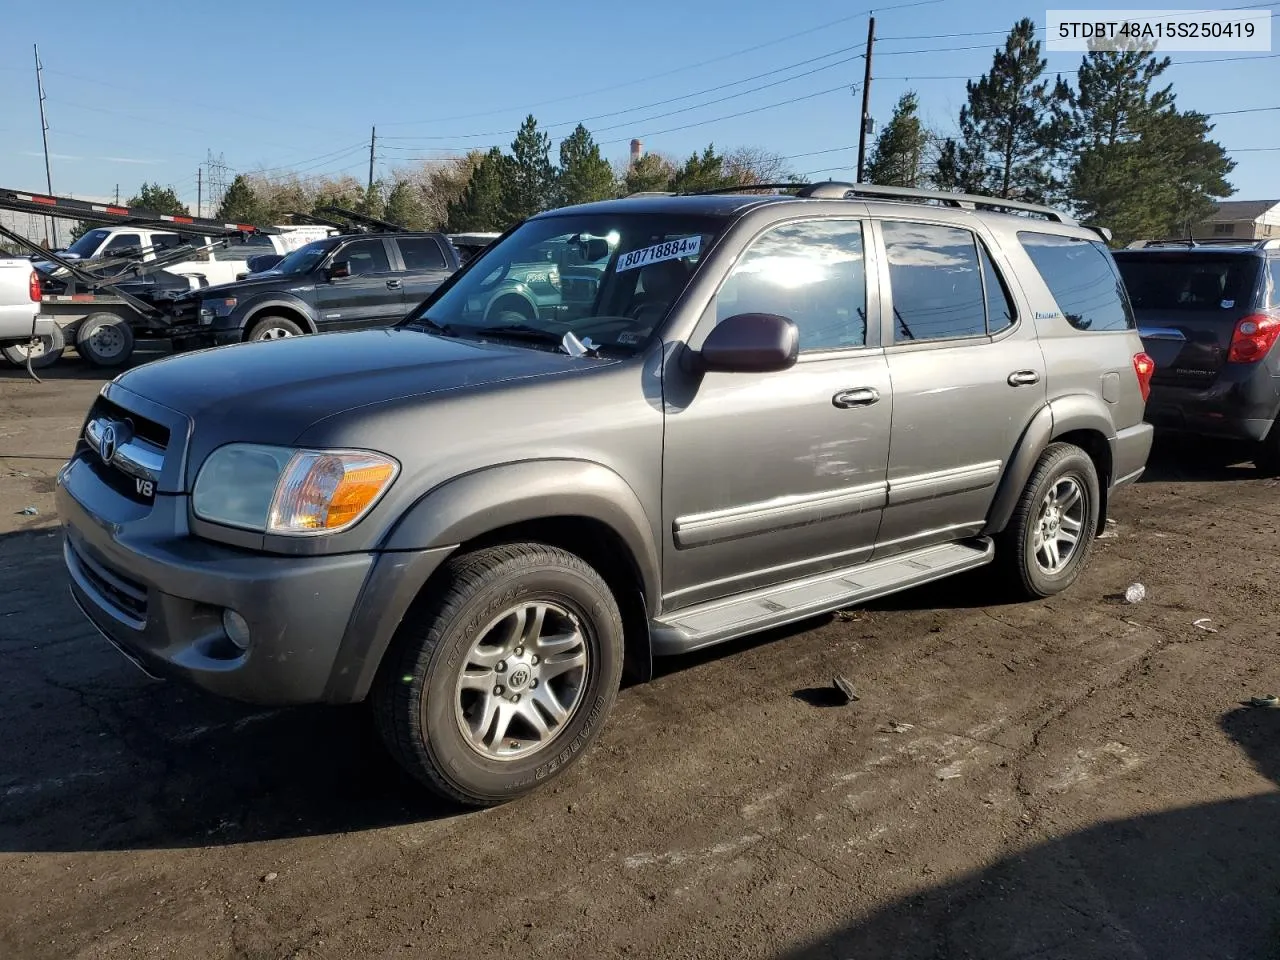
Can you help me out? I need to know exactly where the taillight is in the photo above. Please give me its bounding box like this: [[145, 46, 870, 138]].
[[28, 269, 40, 303], [1227, 313, 1280, 364], [1132, 351, 1155, 403]]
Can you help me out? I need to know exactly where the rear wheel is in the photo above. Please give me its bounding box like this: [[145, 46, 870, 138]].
[[1, 324, 65, 369], [246, 316, 305, 342], [997, 442, 1100, 599], [373, 543, 624, 807], [75, 312, 135, 368]]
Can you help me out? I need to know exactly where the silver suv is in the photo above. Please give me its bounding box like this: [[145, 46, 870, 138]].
[[56, 183, 1154, 807]]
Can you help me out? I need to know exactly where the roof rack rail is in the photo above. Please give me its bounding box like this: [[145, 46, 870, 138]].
[[682, 182, 804, 196], [625, 190, 677, 198], [1133, 236, 1280, 250]]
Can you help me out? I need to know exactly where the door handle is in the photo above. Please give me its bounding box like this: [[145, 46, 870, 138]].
[[1007, 370, 1040, 386], [832, 387, 880, 408], [386, 278, 403, 289]]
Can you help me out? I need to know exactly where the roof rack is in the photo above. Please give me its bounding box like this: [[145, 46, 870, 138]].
[[681, 180, 1077, 224], [1131, 237, 1280, 250]]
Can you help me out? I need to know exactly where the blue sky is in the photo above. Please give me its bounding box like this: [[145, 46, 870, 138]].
[[0, 0, 1276, 210]]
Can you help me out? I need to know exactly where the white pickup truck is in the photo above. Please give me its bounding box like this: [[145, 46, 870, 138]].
[[0, 256, 58, 366], [55, 224, 334, 288]]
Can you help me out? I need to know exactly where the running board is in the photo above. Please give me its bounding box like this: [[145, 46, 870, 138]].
[[650, 538, 995, 655]]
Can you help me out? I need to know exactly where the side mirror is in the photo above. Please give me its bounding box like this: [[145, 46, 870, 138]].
[[327, 259, 351, 280], [698, 313, 799, 373], [584, 238, 610, 261]]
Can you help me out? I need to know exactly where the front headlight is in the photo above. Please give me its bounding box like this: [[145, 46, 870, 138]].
[[192, 443, 399, 535]]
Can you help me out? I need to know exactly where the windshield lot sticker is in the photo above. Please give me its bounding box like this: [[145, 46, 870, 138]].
[[617, 236, 701, 272]]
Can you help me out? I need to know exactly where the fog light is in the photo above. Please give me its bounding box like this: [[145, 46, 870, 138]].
[[222, 609, 251, 651]]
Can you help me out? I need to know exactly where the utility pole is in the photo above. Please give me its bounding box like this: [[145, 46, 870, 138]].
[[33, 44, 57, 248], [197, 167, 203, 217], [855, 16, 875, 183], [114, 184, 119, 204], [367, 125, 376, 195]]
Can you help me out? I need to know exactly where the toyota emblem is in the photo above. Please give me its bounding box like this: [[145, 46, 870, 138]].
[[98, 423, 118, 464]]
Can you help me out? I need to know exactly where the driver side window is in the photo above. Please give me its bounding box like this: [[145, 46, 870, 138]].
[[716, 220, 867, 352], [338, 239, 391, 276]]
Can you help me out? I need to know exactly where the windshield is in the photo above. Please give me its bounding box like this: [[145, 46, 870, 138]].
[[402, 213, 726, 354], [1114, 254, 1262, 312], [65, 229, 111, 257], [271, 238, 338, 276]]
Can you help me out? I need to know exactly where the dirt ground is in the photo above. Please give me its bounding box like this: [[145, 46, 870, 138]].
[[2, 353, 1279, 960]]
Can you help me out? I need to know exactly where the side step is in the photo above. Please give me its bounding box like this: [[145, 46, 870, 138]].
[[650, 538, 995, 655]]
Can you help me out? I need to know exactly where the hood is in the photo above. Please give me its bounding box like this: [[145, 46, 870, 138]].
[[113, 328, 593, 453], [190, 273, 307, 299]]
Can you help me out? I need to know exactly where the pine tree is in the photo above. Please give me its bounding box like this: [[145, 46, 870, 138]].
[[1063, 38, 1233, 244], [865, 91, 930, 187], [670, 145, 733, 193], [216, 175, 265, 224], [955, 19, 1068, 202], [447, 148, 514, 231], [623, 153, 676, 194], [383, 178, 427, 229], [356, 180, 385, 220], [504, 115, 555, 222], [126, 183, 190, 216], [557, 124, 616, 207]]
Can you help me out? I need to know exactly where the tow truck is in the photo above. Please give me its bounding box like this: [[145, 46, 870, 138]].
[[0, 186, 281, 370]]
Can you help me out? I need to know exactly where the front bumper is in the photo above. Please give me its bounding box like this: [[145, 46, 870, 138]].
[[57, 455, 452, 705]]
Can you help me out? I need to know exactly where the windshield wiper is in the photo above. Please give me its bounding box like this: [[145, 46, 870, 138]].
[[402, 315, 455, 336], [471, 323, 566, 347]]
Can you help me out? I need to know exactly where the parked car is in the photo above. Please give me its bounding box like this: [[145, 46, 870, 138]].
[[172, 231, 461, 344], [448, 232, 501, 264], [55, 224, 333, 289], [56, 184, 1153, 807], [0, 255, 57, 367], [1114, 238, 1280, 470]]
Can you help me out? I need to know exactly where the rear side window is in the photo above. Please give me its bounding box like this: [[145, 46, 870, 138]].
[[396, 237, 447, 271], [1267, 259, 1280, 309], [1114, 253, 1262, 312], [883, 221, 1013, 342], [1019, 232, 1134, 331]]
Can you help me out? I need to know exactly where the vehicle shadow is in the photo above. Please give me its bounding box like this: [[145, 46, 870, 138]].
[[1140, 434, 1264, 483], [0, 342, 169, 381], [0, 529, 463, 854], [775, 704, 1280, 960]]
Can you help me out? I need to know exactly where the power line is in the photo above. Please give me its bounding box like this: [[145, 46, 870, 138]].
[[376, 0, 946, 129]]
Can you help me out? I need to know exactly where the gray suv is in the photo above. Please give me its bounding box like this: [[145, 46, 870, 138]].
[[56, 183, 1154, 807]]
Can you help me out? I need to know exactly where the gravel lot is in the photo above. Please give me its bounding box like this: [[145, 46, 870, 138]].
[[1, 354, 1278, 960]]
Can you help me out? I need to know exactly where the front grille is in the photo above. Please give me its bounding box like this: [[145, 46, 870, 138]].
[[87, 396, 170, 450], [68, 538, 148, 624]]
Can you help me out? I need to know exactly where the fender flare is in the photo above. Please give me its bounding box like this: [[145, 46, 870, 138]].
[[984, 395, 1117, 536], [382, 458, 662, 608], [237, 295, 319, 334], [484, 286, 539, 322]]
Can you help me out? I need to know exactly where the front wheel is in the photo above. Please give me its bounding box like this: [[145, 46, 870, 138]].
[[246, 316, 305, 342], [997, 442, 1100, 599], [373, 543, 624, 806]]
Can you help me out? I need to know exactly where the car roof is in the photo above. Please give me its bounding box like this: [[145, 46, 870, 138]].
[[537, 194, 793, 219]]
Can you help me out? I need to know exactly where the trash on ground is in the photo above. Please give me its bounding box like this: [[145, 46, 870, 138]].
[[261, 872, 278, 882], [17, 506, 38, 516], [1106, 518, 1117, 526], [1249, 695, 1280, 709], [1098, 529, 1118, 539], [1124, 583, 1146, 603], [885, 721, 915, 734], [832, 675, 859, 704], [1192, 618, 1218, 633]]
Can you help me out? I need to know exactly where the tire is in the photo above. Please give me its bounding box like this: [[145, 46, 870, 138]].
[[75, 312, 135, 368], [246, 315, 305, 342], [488, 296, 535, 324], [1, 323, 65, 369], [373, 542, 624, 807], [996, 442, 1101, 600]]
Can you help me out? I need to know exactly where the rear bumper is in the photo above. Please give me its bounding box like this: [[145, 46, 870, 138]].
[[1111, 422, 1153, 487], [1144, 373, 1280, 443], [57, 458, 453, 706]]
